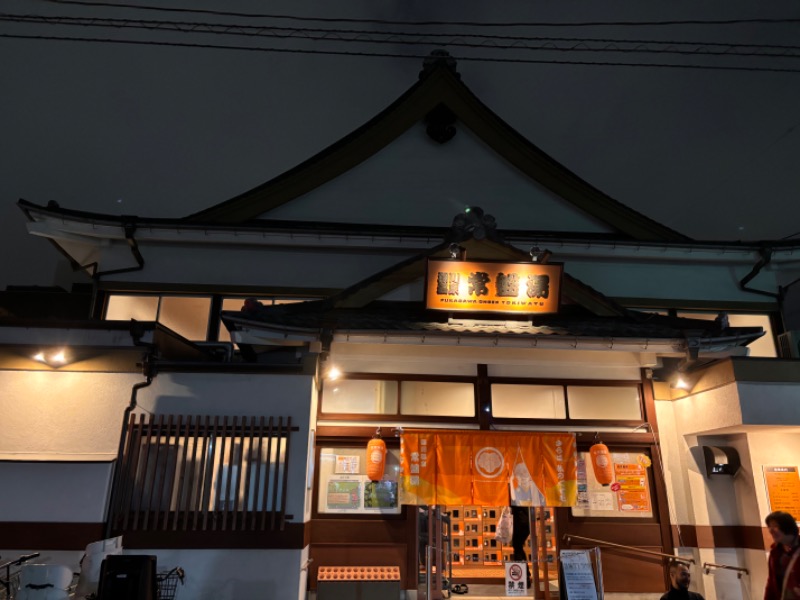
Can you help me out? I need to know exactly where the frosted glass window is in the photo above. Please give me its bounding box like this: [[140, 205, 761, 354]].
[[678, 311, 776, 358], [567, 386, 641, 420], [105, 295, 210, 340], [321, 379, 398, 414], [400, 382, 474, 416], [158, 296, 211, 341], [105, 295, 158, 322], [491, 384, 566, 419]]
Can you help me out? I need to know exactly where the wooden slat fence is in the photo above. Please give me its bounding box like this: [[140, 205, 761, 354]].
[[108, 414, 298, 535]]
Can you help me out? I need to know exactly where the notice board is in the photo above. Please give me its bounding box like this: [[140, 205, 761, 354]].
[[560, 549, 602, 600], [764, 466, 800, 515]]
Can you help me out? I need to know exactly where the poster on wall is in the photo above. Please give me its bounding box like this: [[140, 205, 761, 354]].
[[614, 463, 650, 512], [364, 480, 399, 509], [326, 478, 361, 510], [323, 475, 402, 514], [571, 452, 652, 518], [576, 458, 590, 509], [335, 455, 360, 474], [764, 466, 800, 515]]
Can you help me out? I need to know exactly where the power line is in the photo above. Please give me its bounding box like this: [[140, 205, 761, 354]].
[[33, 0, 800, 28], [4, 13, 800, 59], [4, 32, 800, 74]]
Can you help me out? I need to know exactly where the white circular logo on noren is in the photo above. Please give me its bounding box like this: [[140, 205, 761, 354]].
[[474, 447, 504, 478]]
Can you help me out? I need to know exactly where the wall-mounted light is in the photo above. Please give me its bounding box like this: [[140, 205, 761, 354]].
[[32, 348, 70, 367], [671, 374, 690, 390], [326, 366, 342, 381]]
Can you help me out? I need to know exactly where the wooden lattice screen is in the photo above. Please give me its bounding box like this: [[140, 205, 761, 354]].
[[108, 414, 297, 534]]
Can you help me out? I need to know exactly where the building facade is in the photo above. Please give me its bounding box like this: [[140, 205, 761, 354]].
[[2, 55, 800, 599]]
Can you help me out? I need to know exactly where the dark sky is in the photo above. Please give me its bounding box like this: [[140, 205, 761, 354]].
[[3, 0, 800, 289]]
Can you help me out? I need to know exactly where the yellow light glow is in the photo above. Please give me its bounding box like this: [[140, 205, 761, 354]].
[[675, 375, 689, 390], [33, 352, 46, 362], [327, 366, 342, 381], [50, 350, 67, 364]]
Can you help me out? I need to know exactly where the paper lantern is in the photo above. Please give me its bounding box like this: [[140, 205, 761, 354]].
[[590, 443, 614, 486], [366, 436, 387, 481]]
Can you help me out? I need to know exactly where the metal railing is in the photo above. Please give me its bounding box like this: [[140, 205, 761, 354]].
[[562, 534, 695, 564], [703, 562, 749, 578]]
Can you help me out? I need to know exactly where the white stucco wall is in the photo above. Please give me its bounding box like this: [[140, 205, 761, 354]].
[[654, 382, 800, 600], [0, 462, 114, 522], [0, 548, 309, 600], [136, 548, 310, 600], [0, 369, 316, 600], [264, 124, 613, 234], [0, 371, 143, 459], [745, 430, 800, 522]]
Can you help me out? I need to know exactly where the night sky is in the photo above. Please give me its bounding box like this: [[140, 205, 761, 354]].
[[3, 0, 800, 289]]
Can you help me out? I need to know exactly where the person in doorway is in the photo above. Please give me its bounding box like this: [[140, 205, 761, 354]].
[[660, 562, 704, 600], [509, 504, 531, 588], [764, 510, 800, 600], [509, 460, 540, 588]]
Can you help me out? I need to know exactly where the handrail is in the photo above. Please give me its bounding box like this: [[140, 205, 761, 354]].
[[562, 534, 695, 564], [703, 562, 749, 578]]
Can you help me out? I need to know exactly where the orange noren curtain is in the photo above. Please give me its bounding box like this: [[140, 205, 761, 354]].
[[400, 429, 577, 507]]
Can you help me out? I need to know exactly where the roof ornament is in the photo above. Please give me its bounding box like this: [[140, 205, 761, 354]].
[[420, 49, 460, 79], [446, 206, 503, 243], [420, 50, 459, 143]]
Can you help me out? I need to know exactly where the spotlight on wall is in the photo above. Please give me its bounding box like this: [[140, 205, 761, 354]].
[[326, 366, 342, 381], [671, 374, 690, 390], [31, 348, 70, 367]]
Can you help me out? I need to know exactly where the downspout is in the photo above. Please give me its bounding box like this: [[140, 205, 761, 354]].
[[105, 324, 157, 537], [739, 247, 781, 301], [91, 219, 146, 279]]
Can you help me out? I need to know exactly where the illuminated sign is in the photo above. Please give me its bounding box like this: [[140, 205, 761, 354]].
[[425, 259, 562, 314]]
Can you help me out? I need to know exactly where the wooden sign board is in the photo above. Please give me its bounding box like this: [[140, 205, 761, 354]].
[[425, 259, 562, 314]]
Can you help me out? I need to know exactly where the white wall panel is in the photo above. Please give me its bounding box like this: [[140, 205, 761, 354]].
[[0, 462, 113, 522]]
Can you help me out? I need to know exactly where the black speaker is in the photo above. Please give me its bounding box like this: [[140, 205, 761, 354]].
[[97, 554, 158, 600]]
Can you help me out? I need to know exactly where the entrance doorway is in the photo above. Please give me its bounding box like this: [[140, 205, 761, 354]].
[[442, 504, 559, 598]]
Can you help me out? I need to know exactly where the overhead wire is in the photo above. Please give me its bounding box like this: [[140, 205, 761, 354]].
[[32, 0, 800, 28], [3, 13, 800, 60], [3, 32, 800, 74]]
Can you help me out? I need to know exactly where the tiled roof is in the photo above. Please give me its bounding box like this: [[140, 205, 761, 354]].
[[222, 300, 763, 343]]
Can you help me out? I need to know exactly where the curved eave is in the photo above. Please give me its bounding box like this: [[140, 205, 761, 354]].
[[227, 324, 760, 357], [182, 64, 690, 242], [221, 312, 763, 357], [18, 199, 800, 286]]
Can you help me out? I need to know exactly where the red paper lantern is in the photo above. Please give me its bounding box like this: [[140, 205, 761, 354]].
[[590, 443, 614, 486], [367, 436, 387, 481]]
